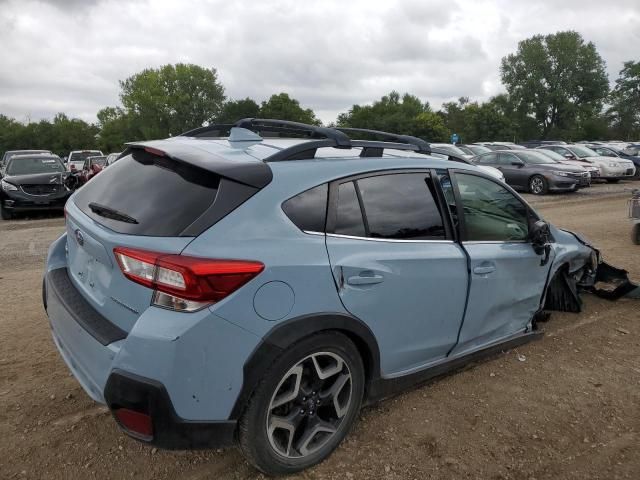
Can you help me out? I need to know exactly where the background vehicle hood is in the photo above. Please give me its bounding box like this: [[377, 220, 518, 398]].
[[477, 165, 503, 180], [3, 172, 68, 186], [559, 160, 596, 170]]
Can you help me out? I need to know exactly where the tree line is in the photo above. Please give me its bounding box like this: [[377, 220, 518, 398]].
[[1, 31, 639, 156]]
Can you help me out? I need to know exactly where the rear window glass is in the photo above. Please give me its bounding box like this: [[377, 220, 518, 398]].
[[74, 150, 219, 236], [282, 184, 328, 233], [357, 173, 445, 240]]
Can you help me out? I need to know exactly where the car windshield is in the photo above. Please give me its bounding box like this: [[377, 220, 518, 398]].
[[536, 149, 566, 162], [591, 147, 617, 157], [457, 146, 474, 156], [465, 145, 491, 155], [6, 156, 65, 175], [567, 145, 598, 158], [432, 145, 468, 156], [515, 151, 557, 164], [69, 151, 102, 163]]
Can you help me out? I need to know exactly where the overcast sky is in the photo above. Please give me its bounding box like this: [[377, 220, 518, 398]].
[[1, 0, 639, 125]]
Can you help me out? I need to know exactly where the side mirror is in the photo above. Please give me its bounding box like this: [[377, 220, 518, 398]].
[[511, 160, 525, 167], [530, 220, 551, 265], [564, 153, 575, 159]]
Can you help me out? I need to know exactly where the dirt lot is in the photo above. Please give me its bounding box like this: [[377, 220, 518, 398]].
[[1, 183, 638, 480]]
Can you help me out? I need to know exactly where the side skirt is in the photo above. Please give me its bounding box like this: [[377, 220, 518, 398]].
[[365, 330, 543, 405]]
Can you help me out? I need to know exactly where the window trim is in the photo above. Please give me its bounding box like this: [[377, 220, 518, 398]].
[[326, 169, 453, 242], [449, 169, 537, 244]]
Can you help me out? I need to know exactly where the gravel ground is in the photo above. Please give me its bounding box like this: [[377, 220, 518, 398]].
[[0, 182, 638, 480]]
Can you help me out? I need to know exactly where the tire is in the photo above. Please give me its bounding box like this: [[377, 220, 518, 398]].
[[0, 203, 12, 220], [632, 224, 640, 246], [529, 175, 548, 195], [239, 331, 365, 476], [606, 179, 620, 184]]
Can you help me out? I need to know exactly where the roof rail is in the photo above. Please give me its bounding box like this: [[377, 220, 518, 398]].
[[234, 118, 352, 148], [335, 127, 431, 155], [179, 119, 442, 162]]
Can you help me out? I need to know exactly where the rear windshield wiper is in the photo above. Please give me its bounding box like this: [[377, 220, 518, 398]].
[[88, 202, 139, 224]]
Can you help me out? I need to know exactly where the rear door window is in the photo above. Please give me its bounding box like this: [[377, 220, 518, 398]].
[[73, 150, 220, 236], [282, 184, 328, 233], [356, 173, 446, 240]]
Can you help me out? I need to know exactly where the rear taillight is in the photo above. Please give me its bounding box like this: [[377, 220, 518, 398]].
[[113, 247, 264, 312]]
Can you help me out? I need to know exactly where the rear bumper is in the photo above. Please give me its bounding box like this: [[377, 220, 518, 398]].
[[45, 268, 122, 403], [104, 370, 237, 449], [45, 267, 239, 449], [44, 232, 259, 449]]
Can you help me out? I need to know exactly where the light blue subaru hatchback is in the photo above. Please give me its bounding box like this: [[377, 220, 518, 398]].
[[43, 119, 636, 475]]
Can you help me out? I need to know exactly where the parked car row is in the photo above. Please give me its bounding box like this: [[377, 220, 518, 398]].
[[456, 140, 639, 195], [0, 149, 121, 219]]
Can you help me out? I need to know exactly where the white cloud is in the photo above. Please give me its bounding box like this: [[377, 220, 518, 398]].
[[0, 0, 638, 125]]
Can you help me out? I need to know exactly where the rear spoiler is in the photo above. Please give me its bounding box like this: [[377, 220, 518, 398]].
[[123, 141, 272, 189]]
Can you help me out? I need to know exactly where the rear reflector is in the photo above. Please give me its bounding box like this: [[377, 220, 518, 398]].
[[113, 247, 264, 312], [114, 408, 153, 440]]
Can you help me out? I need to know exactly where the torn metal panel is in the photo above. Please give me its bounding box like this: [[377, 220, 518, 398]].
[[583, 262, 640, 300], [540, 226, 639, 314]]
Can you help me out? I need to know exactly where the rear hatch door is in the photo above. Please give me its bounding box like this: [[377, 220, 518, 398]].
[[65, 148, 224, 332]]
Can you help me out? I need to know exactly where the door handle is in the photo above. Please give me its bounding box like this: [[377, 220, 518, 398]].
[[347, 273, 384, 285], [473, 265, 496, 275]]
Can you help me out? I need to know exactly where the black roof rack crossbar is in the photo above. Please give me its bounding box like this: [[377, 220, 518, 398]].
[[234, 118, 352, 148], [264, 140, 338, 162], [336, 127, 431, 154]]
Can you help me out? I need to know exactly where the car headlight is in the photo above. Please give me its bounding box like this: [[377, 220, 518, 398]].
[[608, 162, 619, 167], [552, 171, 570, 177], [1, 179, 18, 191]]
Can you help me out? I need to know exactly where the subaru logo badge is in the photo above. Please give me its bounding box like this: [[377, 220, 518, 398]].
[[75, 229, 84, 246]]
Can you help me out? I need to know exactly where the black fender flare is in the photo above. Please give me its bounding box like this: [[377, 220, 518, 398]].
[[228, 312, 381, 419]]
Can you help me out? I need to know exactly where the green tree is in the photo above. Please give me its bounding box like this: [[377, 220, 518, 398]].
[[413, 111, 449, 142], [259, 93, 320, 125], [607, 60, 640, 140], [120, 63, 225, 138], [217, 98, 261, 123], [96, 107, 141, 152], [0, 113, 98, 157], [337, 91, 446, 141], [500, 31, 609, 139], [48, 113, 99, 155], [439, 96, 516, 143], [338, 91, 423, 131]]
